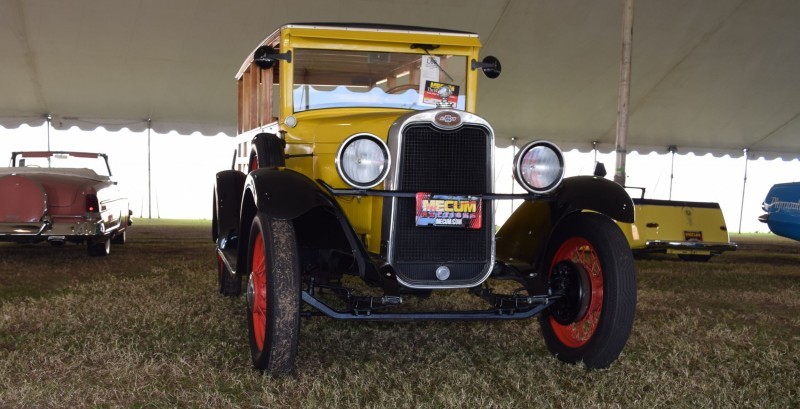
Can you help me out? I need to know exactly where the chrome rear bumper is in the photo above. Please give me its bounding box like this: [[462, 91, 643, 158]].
[[0, 219, 109, 243], [643, 240, 738, 254]]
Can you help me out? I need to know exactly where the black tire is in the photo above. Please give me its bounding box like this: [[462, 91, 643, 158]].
[[111, 230, 126, 245], [212, 191, 219, 243], [245, 215, 300, 375], [87, 238, 110, 257], [678, 254, 712, 262], [539, 212, 637, 369], [218, 251, 242, 296], [249, 133, 286, 172]]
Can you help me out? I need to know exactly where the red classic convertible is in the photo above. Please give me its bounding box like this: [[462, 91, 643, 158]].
[[0, 151, 132, 256]]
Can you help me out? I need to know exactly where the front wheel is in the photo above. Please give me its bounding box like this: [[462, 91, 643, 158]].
[[245, 215, 300, 375], [540, 212, 637, 369]]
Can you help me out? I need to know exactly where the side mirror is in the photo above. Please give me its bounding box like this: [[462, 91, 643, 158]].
[[253, 45, 292, 69], [472, 56, 502, 79], [594, 162, 607, 178]]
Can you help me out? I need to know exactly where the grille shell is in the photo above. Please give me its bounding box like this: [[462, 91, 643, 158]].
[[383, 114, 495, 289]]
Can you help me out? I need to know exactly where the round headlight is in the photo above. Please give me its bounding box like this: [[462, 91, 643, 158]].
[[335, 133, 390, 189], [513, 140, 564, 193]]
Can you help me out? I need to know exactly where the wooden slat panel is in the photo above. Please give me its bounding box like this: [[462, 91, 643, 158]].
[[247, 63, 258, 131], [237, 78, 244, 135], [259, 68, 273, 127]]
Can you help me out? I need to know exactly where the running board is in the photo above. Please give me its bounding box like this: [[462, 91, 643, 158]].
[[301, 291, 554, 321]]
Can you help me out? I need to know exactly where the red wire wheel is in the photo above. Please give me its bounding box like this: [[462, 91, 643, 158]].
[[250, 232, 268, 351], [249, 152, 259, 173], [548, 237, 604, 348], [245, 214, 301, 375], [539, 212, 637, 369]]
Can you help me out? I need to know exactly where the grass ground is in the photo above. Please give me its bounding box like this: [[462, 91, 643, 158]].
[[1, 220, 798, 408]]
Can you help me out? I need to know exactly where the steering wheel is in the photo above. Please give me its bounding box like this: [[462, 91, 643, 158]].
[[385, 83, 419, 94]]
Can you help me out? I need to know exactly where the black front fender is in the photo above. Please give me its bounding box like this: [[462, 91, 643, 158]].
[[552, 176, 634, 223], [243, 168, 378, 281], [496, 176, 633, 267], [246, 168, 335, 220]]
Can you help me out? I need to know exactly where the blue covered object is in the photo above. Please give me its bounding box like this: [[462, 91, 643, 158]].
[[760, 182, 800, 241]]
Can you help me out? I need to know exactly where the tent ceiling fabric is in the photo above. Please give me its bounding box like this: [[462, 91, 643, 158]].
[[1, 0, 799, 158]]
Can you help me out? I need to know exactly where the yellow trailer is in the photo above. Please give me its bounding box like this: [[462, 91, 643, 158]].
[[617, 189, 737, 261]]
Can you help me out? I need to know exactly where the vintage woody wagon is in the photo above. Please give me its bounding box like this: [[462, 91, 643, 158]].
[[212, 23, 638, 375]]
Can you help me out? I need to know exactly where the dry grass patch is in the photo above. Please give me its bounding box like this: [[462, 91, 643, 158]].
[[1, 224, 798, 407]]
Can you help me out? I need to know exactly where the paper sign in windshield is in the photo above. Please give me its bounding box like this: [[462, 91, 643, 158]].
[[415, 192, 482, 229]]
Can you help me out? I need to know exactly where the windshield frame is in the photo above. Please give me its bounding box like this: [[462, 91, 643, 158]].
[[278, 29, 482, 116], [11, 151, 113, 177], [290, 48, 469, 112]]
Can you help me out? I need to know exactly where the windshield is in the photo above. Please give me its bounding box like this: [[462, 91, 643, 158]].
[[292, 49, 467, 112], [13, 152, 111, 177]]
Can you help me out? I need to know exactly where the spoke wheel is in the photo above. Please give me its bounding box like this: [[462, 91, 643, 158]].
[[245, 215, 300, 375], [248, 153, 259, 173], [540, 212, 637, 369], [549, 239, 604, 348]]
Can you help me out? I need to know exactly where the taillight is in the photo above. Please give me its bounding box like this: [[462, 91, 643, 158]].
[[86, 194, 99, 213]]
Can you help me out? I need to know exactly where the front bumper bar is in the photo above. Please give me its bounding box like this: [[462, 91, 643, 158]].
[[301, 291, 555, 321]]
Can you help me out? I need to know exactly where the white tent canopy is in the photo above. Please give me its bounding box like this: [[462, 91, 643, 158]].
[[2, 0, 799, 159]]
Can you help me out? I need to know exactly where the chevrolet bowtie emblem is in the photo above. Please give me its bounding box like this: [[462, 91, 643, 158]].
[[434, 111, 461, 128]]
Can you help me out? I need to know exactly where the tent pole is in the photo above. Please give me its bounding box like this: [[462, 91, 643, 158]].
[[147, 118, 152, 219], [738, 148, 749, 233], [46, 114, 52, 152], [613, 0, 635, 186], [668, 145, 677, 200]]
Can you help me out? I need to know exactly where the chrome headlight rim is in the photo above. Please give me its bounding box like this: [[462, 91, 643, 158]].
[[335, 133, 391, 189], [513, 140, 565, 194]]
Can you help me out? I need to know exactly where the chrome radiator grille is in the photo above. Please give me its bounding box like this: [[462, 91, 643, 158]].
[[389, 123, 493, 287]]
